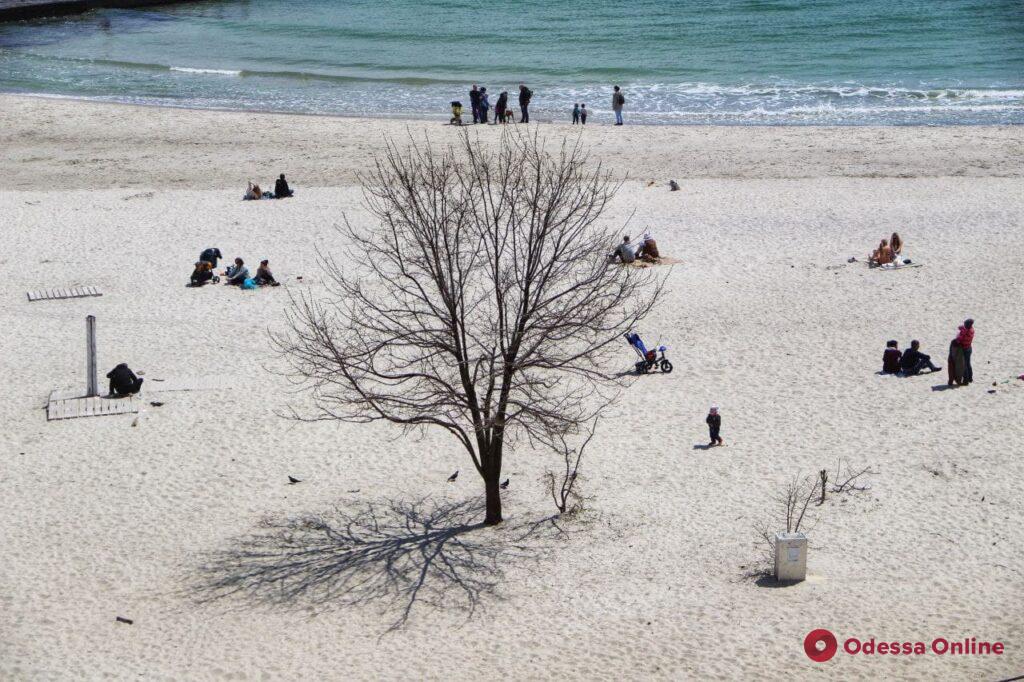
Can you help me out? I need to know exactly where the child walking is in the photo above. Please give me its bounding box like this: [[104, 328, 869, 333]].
[[706, 405, 724, 447], [572, 103, 581, 124]]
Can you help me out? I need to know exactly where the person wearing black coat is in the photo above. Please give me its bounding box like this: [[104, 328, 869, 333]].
[[107, 363, 143, 397], [274, 174, 293, 198], [706, 406, 723, 446], [900, 340, 941, 375], [469, 84, 482, 124], [518, 84, 532, 123], [495, 92, 508, 124], [199, 247, 223, 269]]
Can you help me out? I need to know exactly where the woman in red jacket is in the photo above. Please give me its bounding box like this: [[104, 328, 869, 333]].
[[948, 318, 974, 386], [957, 319, 974, 385]]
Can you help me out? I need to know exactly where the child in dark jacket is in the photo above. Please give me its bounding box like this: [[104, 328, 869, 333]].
[[706, 406, 723, 446]]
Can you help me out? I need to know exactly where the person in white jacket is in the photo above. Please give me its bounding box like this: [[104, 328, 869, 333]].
[[224, 258, 250, 285]]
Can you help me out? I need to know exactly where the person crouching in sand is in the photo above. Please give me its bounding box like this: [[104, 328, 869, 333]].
[[189, 261, 214, 287], [706, 406, 724, 447]]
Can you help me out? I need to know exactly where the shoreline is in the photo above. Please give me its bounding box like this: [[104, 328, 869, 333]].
[[8, 90, 1024, 129], [2, 93, 1022, 191]]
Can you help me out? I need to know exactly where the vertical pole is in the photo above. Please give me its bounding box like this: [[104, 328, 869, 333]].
[[86, 315, 98, 397]]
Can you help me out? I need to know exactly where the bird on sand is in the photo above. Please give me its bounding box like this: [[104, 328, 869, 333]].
[[500, 478, 510, 489], [288, 476, 302, 484], [447, 471, 459, 482]]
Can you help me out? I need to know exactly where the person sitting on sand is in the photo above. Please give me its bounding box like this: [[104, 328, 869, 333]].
[[274, 174, 293, 199], [869, 238, 894, 266], [899, 339, 941, 376], [224, 257, 250, 285], [254, 259, 280, 287], [882, 339, 902, 374], [245, 181, 262, 201], [890, 232, 903, 259], [636, 231, 661, 262], [610, 235, 638, 264], [189, 261, 214, 287]]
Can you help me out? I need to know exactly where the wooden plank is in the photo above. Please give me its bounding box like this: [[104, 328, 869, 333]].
[[26, 286, 103, 302], [46, 393, 139, 420]]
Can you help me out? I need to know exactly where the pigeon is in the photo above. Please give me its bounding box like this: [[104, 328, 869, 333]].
[[668, 180, 680, 191], [288, 476, 302, 484], [447, 471, 459, 482], [499, 478, 509, 489]]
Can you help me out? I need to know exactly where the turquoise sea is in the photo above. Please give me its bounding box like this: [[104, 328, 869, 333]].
[[1, 0, 1022, 124]]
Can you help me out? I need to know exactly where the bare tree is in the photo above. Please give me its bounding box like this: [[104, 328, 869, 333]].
[[753, 473, 820, 570], [275, 129, 660, 525], [545, 420, 597, 515]]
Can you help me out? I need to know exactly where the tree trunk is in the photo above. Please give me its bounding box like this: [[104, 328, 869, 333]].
[[484, 471, 503, 525]]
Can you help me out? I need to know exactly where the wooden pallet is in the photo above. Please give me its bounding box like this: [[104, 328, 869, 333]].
[[27, 286, 103, 302], [46, 389, 139, 421]]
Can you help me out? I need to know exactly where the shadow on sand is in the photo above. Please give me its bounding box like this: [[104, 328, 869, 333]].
[[190, 495, 565, 631]]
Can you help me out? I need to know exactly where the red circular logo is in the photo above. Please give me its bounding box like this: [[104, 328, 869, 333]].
[[804, 629, 838, 662]]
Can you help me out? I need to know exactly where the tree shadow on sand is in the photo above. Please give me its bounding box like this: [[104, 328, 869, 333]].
[[190, 496, 566, 632]]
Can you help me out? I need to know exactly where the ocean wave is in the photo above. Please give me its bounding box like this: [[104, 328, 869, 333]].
[[170, 67, 241, 76]]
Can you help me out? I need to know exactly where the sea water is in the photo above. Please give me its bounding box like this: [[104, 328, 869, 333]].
[[1, 0, 1022, 124]]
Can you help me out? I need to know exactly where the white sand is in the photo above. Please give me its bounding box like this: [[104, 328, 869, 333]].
[[1, 94, 1023, 680]]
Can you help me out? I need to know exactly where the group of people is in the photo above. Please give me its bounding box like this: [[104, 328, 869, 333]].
[[189, 247, 279, 289], [868, 231, 908, 267], [461, 84, 532, 125], [882, 339, 942, 376], [244, 174, 294, 201], [609, 232, 661, 264], [453, 84, 628, 126], [881, 318, 975, 386]]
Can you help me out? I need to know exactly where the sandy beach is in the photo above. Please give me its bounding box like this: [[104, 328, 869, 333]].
[[1, 93, 1023, 680]]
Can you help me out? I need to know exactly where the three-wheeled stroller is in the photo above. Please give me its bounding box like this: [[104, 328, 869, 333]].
[[450, 101, 464, 125], [625, 332, 673, 374]]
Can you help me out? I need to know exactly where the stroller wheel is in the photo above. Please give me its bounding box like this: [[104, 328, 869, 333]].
[[660, 359, 673, 374]]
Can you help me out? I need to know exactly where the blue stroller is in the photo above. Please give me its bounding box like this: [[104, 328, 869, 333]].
[[625, 332, 673, 374]]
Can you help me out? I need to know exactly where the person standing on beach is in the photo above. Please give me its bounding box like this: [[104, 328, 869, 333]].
[[706, 406, 724, 447], [956, 319, 974, 385], [580, 103, 588, 124], [612, 85, 625, 125], [518, 83, 532, 123], [469, 85, 481, 124], [572, 103, 581, 124], [479, 87, 490, 124], [495, 92, 508, 124]]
